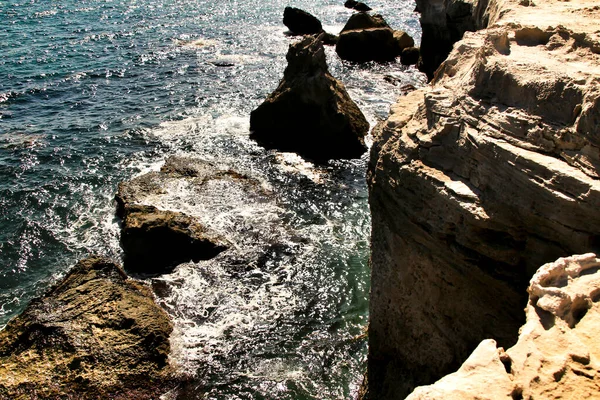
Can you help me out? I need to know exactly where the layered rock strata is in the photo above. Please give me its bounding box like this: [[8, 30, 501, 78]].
[[250, 34, 369, 161], [407, 254, 600, 399], [0, 256, 176, 399], [366, 0, 600, 397]]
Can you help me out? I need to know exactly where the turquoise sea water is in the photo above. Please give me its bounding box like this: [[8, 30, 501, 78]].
[[0, 0, 423, 398]]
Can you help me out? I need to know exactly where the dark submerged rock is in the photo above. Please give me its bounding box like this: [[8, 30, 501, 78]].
[[250, 34, 369, 161], [283, 7, 323, 35], [0, 256, 177, 399]]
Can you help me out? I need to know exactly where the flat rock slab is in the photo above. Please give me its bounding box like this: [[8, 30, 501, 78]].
[[116, 156, 288, 275], [0, 256, 177, 399]]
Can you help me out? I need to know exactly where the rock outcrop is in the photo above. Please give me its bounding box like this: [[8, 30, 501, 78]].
[[415, 0, 480, 79], [0, 256, 177, 399], [407, 254, 600, 399], [119, 204, 227, 275], [336, 14, 414, 62], [283, 7, 323, 35], [250, 34, 369, 161], [366, 0, 600, 397]]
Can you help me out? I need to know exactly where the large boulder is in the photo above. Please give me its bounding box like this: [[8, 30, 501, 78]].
[[119, 204, 228, 275], [250, 34, 369, 161], [283, 7, 322, 35], [0, 256, 177, 399], [336, 13, 414, 62], [336, 27, 413, 62]]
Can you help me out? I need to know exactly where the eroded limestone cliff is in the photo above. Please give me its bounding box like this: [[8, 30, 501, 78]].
[[366, 0, 600, 397], [407, 253, 600, 399]]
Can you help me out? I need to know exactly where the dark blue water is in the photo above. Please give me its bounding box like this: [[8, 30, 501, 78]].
[[0, 0, 423, 398]]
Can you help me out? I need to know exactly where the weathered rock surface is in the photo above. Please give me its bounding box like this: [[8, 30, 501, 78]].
[[366, 0, 600, 397], [119, 204, 228, 275], [116, 157, 274, 274], [336, 13, 414, 62], [250, 34, 369, 160], [407, 254, 600, 399], [0, 256, 177, 399], [283, 7, 322, 35]]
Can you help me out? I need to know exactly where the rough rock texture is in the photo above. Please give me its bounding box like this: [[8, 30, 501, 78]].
[[115, 157, 271, 274], [250, 34, 369, 160], [283, 7, 323, 35], [366, 0, 600, 397], [0, 256, 177, 399], [119, 204, 228, 275], [416, 0, 480, 79], [407, 254, 600, 399]]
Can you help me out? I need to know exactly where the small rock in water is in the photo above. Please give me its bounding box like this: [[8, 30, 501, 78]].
[[283, 7, 323, 35], [250, 33, 369, 161], [353, 2, 372, 12], [344, 0, 358, 9], [401, 47, 420, 65]]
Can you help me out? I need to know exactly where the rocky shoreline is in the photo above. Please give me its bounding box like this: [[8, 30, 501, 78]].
[[2, 0, 599, 398]]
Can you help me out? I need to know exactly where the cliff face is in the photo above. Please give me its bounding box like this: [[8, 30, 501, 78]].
[[367, 0, 600, 397], [407, 254, 600, 399]]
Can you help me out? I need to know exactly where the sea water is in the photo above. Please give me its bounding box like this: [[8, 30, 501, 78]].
[[0, 0, 423, 398]]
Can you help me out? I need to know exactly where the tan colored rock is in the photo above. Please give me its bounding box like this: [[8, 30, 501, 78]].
[[0, 256, 177, 399], [407, 254, 600, 399], [365, 0, 600, 397]]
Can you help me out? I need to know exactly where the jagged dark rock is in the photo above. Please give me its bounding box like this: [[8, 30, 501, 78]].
[[336, 27, 413, 62], [250, 34, 369, 161], [0, 256, 177, 399], [119, 204, 228, 275], [283, 7, 323, 35]]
